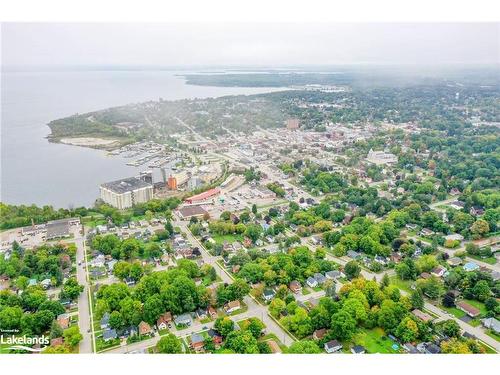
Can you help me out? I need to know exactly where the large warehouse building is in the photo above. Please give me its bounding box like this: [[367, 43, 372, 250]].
[[100, 176, 153, 209]]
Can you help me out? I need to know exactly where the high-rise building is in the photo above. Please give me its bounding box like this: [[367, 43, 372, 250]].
[[100, 177, 153, 209]]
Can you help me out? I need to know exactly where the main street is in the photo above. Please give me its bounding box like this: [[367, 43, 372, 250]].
[[74, 227, 93, 353]]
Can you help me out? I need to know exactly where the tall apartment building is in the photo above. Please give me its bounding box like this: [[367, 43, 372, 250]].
[[100, 176, 153, 209]]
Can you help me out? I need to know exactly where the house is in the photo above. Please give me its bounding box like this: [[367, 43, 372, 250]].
[[268, 340, 282, 353], [347, 250, 361, 259], [102, 329, 117, 342], [449, 201, 465, 210], [447, 257, 463, 267], [313, 328, 327, 340], [463, 262, 479, 272], [403, 343, 420, 354], [444, 233, 464, 242], [306, 277, 318, 288], [314, 273, 327, 285], [190, 333, 205, 351], [100, 312, 110, 329], [374, 255, 388, 266], [351, 345, 366, 354], [263, 288, 276, 302], [208, 306, 218, 319], [412, 309, 433, 323], [50, 337, 64, 347], [431, 265, 446, 278], [157, 312, 172, 330], [224, 300, 241, 314], [207, 329, 223, 346], [174, 313, 193, 326], [470, 206, 485, 216], [138, 321, 153, 336], [324, 340, 343, 353], [405, 223, 418, 231], [40, 278, 52, 290], [424, 343, 441, 354], [57, 313, 70, 329], [196, 308, 208, 319], [419, 228, 435, 237], [456, 301, 481, 318], [481, 317, 500, 334], [289, 280, 302, 294], [325, 270, 341, 280], [449, 188, 461, 196]]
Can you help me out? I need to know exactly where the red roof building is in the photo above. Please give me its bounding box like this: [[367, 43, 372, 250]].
[[185, 188, 220, 204]]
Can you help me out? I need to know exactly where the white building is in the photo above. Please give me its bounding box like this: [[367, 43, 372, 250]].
[[100, 176, 153, 209], [366, 148, 398, 165]]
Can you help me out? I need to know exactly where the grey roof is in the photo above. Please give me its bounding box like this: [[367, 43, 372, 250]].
[[191, 333, 204, 344], [46, 220, 70, 239], [103, 329, 117, 340], [174, 313, 193, 325], [101, 177, 151, 194]]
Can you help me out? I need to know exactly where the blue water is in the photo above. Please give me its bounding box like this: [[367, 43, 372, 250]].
[[1, 70, 283, 208]]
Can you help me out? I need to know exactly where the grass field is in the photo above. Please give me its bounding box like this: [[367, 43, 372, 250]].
[[348, 327, 402, 354], [389, 276, 413, 293], [211, 234, 243, 245], [468, 254, 497, 265]]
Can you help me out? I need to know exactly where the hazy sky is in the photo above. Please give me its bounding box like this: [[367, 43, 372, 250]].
[[2, 23, 499, 68]]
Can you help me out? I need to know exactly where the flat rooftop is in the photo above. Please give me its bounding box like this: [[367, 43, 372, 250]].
[[101, 177, 152, 194]]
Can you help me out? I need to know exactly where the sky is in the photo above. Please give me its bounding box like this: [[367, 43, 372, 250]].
[[1, 23, 499, 68]]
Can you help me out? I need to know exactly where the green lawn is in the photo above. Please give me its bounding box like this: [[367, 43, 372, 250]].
[[389, 276, 413, 293], [486, 330, 500, 343], [211, 234, 243, 245], [348, 327, 402, 354], [468, 255, 497, 265], [441, 305, 466, 319]]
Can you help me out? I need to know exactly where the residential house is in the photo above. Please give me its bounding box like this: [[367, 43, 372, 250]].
[[412, 309, 433, 323], [57, 313, 70, 329], [138, 321, 153, 336], [263, 288, 276, 302], [325, 270, 341, 280], [481, 317, 500, 334], [306, 277, 318, 288], [470, 206, 484, 216], [447, 257, 463, 267], [289, 280, 302, 294], [456, 301, 481, 318], [157, 312, 172, 330], [313, 328, 327, 340], [431, 265, 446, 278], [102, 329, 117, 342], [174, 313, 193, 327], [208, 306, 218, 319], [347, 250, 361, 259], [100, 312, 110, 330], [190, 333, 205, 352], [224, 300, 241, 314], [324, 340, 343, 353], [351, 345, 366, 354], [313, 273, 327, 285]]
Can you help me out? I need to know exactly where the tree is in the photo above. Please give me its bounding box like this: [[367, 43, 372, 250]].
[[0, 306, 23, 330], [63, 326, 83, 347], [442, 320, 461, 338], [109, 311, 124, 329], [470, 219, 490, 238], [269, 298, 286, 318], [214, 317, 234, 337], [242, 318, 265, 339], [143, 294, 164, 325], [410, 289, 425, 310], [224, 330, 259, 354], [344, 261, 361, 280], [442, 291, 456, 308], [156, 334, 183, 353], [472, 280, 491, 302], [395, 316, 419, 343], [380, 273, 390, 289], [441, 338, 472, 354], [287, 340, 321, 354], [60, 277, 84, 300], [330, 309, 357, 341], [50, 320, 63, 339], [252, 204, 258, 215], [244, 224, 262, 243]]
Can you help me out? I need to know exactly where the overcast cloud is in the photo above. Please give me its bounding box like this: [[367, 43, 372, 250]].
[[1, 23, 499, 68]]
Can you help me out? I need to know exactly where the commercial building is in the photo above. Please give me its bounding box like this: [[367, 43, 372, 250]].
[[366, 148, 398, 165], [100, 176, 153, 209], [167, 175, 177, 190], [185, 188, 220, 204]]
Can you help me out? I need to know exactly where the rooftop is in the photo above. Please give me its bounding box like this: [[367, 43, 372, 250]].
[[101, 177, 152, 194]]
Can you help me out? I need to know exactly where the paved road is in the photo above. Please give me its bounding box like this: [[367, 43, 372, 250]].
[[74, 229, 93, 353]]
